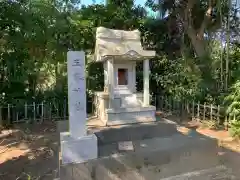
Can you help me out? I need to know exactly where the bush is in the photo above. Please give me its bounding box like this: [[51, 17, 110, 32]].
[[200, 119, 219, 130], [229, 120, 240, 139], [224, 81, 240, 138]]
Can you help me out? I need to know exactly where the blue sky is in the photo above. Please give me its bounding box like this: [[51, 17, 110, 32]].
[[81, 0, 146, 6], [80, 0, 158, 17]]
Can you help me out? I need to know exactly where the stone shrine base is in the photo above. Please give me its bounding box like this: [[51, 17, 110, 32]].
[[60, 132, 98, 165], [106, 106, 156, 126], [94, 92, 157, 126], [59, 134, 237, 180], [58, 120, 240, 180]]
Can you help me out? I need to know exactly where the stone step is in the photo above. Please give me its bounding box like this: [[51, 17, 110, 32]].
[[94, 165, 236, 180], [94, 120, 180, 145], [60, 134, 225, 180], [98, 133, 217, 157], [159, 165, 236, 180]]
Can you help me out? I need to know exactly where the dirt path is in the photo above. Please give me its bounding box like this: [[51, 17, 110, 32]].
[[177, 120, 240, 153], [0, 122, 58, 180]]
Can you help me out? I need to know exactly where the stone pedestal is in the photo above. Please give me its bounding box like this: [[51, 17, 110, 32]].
[[60, 132, 98, 164], [106, 106, 156, 126], [94, 92, 156, 125]]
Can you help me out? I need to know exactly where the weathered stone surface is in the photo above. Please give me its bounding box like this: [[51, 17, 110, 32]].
[[67, 51, 87, 138], [60, 164, 73, 180], [59, 134, 235, 180], [72, 163, 93, 180], [60, 133, 98, 165], [94, 27, 155, 62], [159, 165, 236, 180], [95, 165, 121, 180], [94, 121, 179, 146], [58, 120, 239, 180]]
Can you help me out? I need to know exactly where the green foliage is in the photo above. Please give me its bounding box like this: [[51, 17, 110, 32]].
[[225, 81, 240, 118], [229, 43, 240, 84], [0, 0, 240, 128], [0, 0, 146, 110], [229, 120, 240, 138], [224, 81, 240, 138]]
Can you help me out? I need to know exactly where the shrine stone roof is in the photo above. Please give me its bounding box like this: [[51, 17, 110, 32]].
[[94, 27, 155, 62]]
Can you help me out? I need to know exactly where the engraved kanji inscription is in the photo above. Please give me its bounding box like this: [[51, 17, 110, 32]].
[[72, 59, 83, 67], [74, 102, 84, 112], [72, 88, 82, 92], [73, 73, 84, 81]]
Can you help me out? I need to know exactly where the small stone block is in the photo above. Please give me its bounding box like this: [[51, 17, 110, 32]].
[[118, 141, 134, 151], [61, 133, 98, 164]]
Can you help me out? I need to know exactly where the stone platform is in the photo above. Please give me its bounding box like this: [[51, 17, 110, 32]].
[[59, 133, 237, 180], [58, 120, 239, 180]]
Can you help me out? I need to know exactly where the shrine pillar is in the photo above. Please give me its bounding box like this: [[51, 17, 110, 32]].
[[143, 59, 150, 106]]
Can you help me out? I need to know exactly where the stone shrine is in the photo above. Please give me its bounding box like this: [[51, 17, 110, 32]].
[[94, 27, 156, 125]]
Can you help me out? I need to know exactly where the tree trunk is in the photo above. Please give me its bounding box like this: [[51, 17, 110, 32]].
[[183, 0, 214, 59], [55, 61, 62, 92], [187, 29, 207, 58]]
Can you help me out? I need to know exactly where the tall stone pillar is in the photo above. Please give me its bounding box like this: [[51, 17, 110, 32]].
[[67, 51, 86, 138], [107, 59, 114, 108], [143, 59, 150, 106], [60, 51, 97, 165]]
